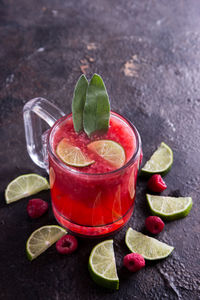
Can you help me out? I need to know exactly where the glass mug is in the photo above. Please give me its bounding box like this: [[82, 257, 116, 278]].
[[23, 97, 142, 237]]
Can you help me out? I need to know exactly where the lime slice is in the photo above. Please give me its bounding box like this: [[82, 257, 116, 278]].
[[125, 228, 174, 260], [146, 194, 193, 221], [5, 174, 49, 204], [26, 225, 67, 260], [88, 240, 119, 290], [56, 138, 95, 167], [141, 142, 173, 176], [87, 140, 126, 168]]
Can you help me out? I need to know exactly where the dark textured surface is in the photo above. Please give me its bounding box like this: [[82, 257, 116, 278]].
[[0, 1, 200, 299]]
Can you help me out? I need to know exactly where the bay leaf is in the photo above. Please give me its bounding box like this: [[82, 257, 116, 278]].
[[83, 74, 110, 136], [72, 74, 88, 132]]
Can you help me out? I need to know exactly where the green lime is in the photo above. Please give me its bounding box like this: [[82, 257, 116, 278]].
[[26, 225, 67, 261], [141, 142, 173, 176], [5, 174, 49, 204], [125, 228, 174, 260], [88, 140, 126, 168], [146, 194, 192, 221], [56, 138, 95, 167], [88, 240, 119, 290]]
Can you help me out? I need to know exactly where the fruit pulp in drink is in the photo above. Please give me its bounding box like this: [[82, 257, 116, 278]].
[[48, 112, 140, 237]]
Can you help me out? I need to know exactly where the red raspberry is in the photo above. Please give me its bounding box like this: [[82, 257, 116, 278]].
[[145, 216, 164, 234], [56, 235, 78, 254], [27, 198, 48, 218], [123, 253, 145, 272], [147, 174, 167, 192]]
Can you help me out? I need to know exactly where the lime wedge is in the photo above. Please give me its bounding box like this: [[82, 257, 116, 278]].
[[141, 142, 173, 176], [26, 225, 67, 260], [87, 140, 126, 169], [5, 174, 49, 204], [88, 240, 119, 290], [56, 138, 95, 167], [146, 194, 193, 221], [125, 228, 174, 260]]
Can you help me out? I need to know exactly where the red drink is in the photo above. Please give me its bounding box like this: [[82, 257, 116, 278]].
[[48, 112, 141, 237]]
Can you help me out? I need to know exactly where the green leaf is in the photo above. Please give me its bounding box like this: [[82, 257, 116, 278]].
[[83, 74, 110, 136], [72, 74, 88, 132]]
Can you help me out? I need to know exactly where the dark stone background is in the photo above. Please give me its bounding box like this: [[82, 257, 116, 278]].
[[0, 1, 200, 299]]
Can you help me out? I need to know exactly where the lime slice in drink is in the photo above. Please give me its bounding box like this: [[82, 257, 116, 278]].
[[5, 174, 49, 204], [125, 228, 174, 260], [87, 140, 126, 169], [88, 240, 119, 290], [56, 138, 95, 167], [141, 142, 173, 176], [26, 225, 67, 261], [146, 194, 193, 221]]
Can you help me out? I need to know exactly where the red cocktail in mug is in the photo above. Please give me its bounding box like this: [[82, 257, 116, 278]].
[[23, 77, 142, 237]]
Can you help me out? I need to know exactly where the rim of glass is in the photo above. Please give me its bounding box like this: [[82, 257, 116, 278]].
[[47, 111, 141, 177]]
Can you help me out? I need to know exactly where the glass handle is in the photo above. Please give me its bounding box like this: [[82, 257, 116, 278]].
[[23, 97, 65, 170]]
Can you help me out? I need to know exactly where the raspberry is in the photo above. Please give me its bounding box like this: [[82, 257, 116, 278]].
[[145, 216, 164, 234], [27, 198, 48, 218], [56, 235, 78, 254], [123, 253, 145, 272], [147, 174, 167, 192]]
